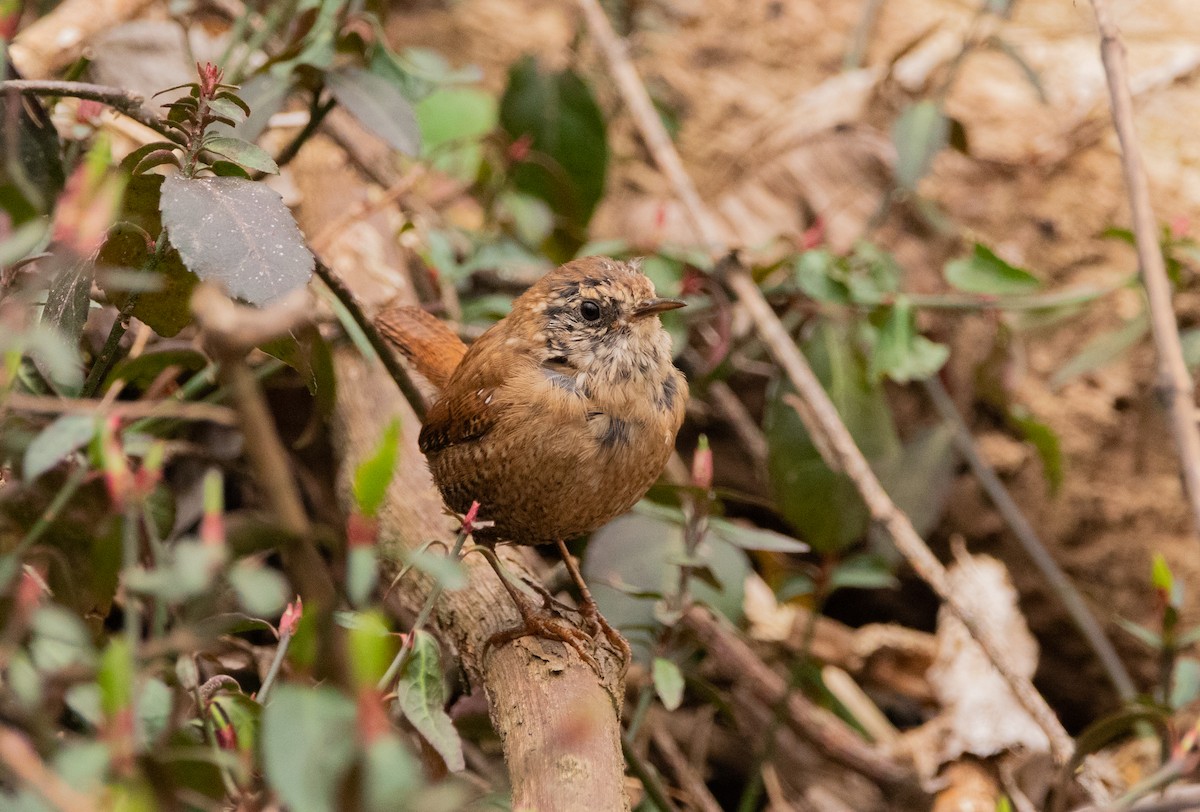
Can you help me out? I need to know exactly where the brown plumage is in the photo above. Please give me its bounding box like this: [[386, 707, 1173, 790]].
[[376, 256, 688, 667]]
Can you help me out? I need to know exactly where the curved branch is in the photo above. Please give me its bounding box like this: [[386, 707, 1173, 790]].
[[0, 80, 173, 139]]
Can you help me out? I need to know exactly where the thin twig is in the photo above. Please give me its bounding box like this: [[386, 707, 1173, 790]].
[[312, 259, 429, 419], [574, 0, 1093, 788], [5, 393, 238, 426], [684, 607, 923, 797], [257, 94, 335, 178], [191, 289, 336, 612], [650, 722, 724, 812], [923, 376, 1137, 701], [0, 80, 173, 139], [622, 733, 681, 812], [79, 293, 141, 399], [1088, 0, 1200, 537]]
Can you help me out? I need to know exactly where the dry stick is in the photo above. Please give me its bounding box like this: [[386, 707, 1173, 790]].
[[191, 288, 337, 616], [923, 377, 1137, 701], [573, 0, 1098, 793], [8, 0, 156, 79], [684, 607, 925, 800], [1088, 0, 1200, 535], [3, 392, 238, 426], [650, 720, 725, 812]]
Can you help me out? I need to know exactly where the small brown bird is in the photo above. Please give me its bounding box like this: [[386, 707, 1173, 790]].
[[377, 256, 688, 667]]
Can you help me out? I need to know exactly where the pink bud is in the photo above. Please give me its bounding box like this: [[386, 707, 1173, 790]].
[[279, 597, 303, 637], [100, 417, 133, 508], [507, 134, 532, 162], [461, 500, 481, 535], [800, 219, 825, 250], [691, 436, 712, 491], [76, 100, 105, 125], [16, 566, 48, 617], [346, 512, 378, 549]]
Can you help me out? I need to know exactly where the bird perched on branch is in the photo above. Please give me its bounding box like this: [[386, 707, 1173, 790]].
[[377, 256, 687, 669]]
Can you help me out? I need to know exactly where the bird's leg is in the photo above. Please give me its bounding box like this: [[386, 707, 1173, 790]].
[[470, 545, 600, 673], [554, 538, 632, 671]]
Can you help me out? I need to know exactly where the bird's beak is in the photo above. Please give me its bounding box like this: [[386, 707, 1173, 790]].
[[631, 297, 687, 319]]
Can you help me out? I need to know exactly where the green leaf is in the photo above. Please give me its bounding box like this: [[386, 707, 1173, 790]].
[[326, 68, 421, 156], [29, 605, 95, 672], [415, 87, 497, 180], [499, 56, 608, 246], [346, 542, 379, 607], [24, 414, 96, 481], [1051, 309, 1149, 389], [9, 323, 84, 395], [652, 657, 685, 711], [1152, 553, 1174, 594], [201, 135, 278, 174], [1115, 617, 1162, 650], [353, 419, 401, 518], [869, 298, 949, 383], [104, 347, 208, 391], [393, 630, 464, 772], [794, 250, 850, 304], [228, 561, 288, 617], [363, 735, 421, 812], [209, 692, 261, 768], [828, 554, 899, 592], [97, 175, 198, 337], [65, 683, 102, 728], [586, 510, 748, 662], [98, 638, 134, 717], [262, 685, 358, 812], [138, 677, 172, 748], [764, 320, 900, 552], [401, 548, 467, 591], [160, 175, 314, 305], [892, 100, 949, 190], [944, 244, 1040, 295], [346, 610, 398, 689], [1008, 407, 1064, 495], [1181, 327, 1200, 370], [1171, 657, 1200, 709], [708, 517, 808, 553], [877, 423, 958, 538]]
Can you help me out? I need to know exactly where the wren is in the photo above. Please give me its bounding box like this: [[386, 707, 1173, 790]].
[[377, 256, 688, 668]]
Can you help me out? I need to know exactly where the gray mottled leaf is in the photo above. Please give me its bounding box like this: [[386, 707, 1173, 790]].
[[160, 175, 313, 305], [24, 414, 96, 481], [327, 68, 421, 156], [42, 260, 92, 346]]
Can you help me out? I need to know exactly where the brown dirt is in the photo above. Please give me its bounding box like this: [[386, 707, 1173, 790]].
[[388, 0, 1200, 723]]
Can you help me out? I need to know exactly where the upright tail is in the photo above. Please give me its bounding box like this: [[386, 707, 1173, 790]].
[[374, 307, 468, 392]]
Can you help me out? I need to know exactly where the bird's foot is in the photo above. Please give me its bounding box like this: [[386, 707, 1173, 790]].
[[578, 597, 631, 675], [483, 598, 600, 674]]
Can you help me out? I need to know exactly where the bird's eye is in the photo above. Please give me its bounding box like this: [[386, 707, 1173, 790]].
[[580, 301, 602, 321]]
